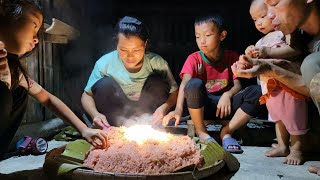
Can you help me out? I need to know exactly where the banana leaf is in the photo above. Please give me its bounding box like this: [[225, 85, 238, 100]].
[[45, 138, 239, 177], [61, 139, 91, 161], [199, 142, 239, 172]]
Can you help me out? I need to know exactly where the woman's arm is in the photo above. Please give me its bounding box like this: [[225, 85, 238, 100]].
[[160, 89, 179, 113], [81, 92, 100, 120], [32, 89, 107, 147], [81, 91, 110, 129]]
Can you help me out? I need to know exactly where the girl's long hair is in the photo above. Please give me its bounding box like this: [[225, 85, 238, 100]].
[[0, 0, 42, 90]]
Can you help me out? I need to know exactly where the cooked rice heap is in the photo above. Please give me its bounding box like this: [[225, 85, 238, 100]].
[[83, 126, 203, 174]]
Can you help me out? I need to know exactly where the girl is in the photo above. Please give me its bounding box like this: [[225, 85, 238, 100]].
[[163, 14, 262, 154], [0, 0, 107, 156], [243, 0, 308, 165], [81, 16, 178, 128]]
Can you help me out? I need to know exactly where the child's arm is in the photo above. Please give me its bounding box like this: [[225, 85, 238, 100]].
[[245, 45, 256, 58], [162, 74, 192, 126], [32, 89, 107, 147], [216, 79, 242, 118], [81, 91, 110, 129], [258, 45, 301, 59], [152, 88, 178, 126]]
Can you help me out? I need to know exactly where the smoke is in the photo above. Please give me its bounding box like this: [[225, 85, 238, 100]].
[[121, 113, 153, 127]]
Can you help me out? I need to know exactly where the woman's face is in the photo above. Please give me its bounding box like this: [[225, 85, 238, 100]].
[[3, 10, 43, 56], [117, 33, 146, 71]]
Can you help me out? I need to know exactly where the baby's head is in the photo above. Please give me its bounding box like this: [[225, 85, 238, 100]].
[[250, 0, 274, 34]]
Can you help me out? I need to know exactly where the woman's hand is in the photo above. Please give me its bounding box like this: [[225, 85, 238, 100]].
[[216, 92, 232, 118], [152, 105, 167, 127], [81, 127, 108, 148], [162, 109, 183, 126], [93, 113, 110, 130]]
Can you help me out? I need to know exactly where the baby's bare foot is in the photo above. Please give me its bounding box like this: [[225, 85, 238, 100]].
[[308, 164, 320, 176], [282, 150, 304, 165], [265, 146, 289, 157]]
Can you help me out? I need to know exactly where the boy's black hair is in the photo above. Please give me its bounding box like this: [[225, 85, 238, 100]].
[[114, 16, 150, 43], [194, 13, 227, 32]]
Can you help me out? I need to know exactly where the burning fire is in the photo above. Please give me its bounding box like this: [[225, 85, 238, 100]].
[[123, 125, 171, 145]]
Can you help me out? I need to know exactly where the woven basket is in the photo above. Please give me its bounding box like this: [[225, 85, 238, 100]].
[[45, 146, 225, 180]]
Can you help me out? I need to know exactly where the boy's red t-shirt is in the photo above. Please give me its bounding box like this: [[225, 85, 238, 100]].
[[180, 50, 239, 94]]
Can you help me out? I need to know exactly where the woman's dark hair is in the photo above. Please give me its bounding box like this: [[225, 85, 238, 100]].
[[0, 0, 42, 90], [194, 13, 227, 33], [114, 16, 150, 43]]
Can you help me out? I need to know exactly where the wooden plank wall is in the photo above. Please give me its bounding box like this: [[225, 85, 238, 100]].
[[21, 40, 63, 124]]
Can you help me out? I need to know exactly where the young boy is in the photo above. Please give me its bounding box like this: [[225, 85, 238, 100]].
[[163, 14, 262, 154]]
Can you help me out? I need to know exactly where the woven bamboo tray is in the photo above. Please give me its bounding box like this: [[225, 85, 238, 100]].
[[45, 145, 226, 180]]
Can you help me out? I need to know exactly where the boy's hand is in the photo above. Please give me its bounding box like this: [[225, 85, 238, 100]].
[[81, 127, 107, 148], [216, 92, 232, 118], [162, 109, 182, 126], [152, 105, 166, 127], [93, 113, 110, 130]]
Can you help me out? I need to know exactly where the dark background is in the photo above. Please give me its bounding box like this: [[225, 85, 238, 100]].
[[41, 0, 263, 116]]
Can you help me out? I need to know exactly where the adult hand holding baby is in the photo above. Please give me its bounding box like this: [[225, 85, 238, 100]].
[[231, 55, 271, 79]]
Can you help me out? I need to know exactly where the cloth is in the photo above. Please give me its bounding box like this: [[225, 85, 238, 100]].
[[184, 78, 262, 119], [84, 50, 178, 101], [255, 31, 288, 95], [180, 50, 238, 95], [0, 81, 28, 155], [260, 79, 309, 135], [256, 31, 309, 135], [255, 31, 287, 49], [92, 74, 170, 127]]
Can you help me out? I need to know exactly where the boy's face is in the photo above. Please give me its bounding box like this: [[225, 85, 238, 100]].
[[194, 22, 226, 54], [250, 0, 274, 34], [117, 33, 146, 70], [264, 0, 310, 35], [4, 11, 43, 56]]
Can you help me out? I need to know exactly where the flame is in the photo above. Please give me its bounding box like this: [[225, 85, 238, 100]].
[[123, 125, 170, 145]]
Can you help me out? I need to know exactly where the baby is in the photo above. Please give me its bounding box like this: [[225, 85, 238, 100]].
[[243, 0, 309, 165]]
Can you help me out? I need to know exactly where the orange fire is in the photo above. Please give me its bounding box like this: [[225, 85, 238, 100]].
[[123, 125, 171, 145]]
